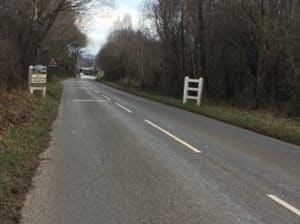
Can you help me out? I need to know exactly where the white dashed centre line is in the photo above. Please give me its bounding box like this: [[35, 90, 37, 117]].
[[94, 90, 100, 94], [115, 103, 133, 113], [267, 194, 300, 216], [78, 87, 93, 90], [144, 119, 202, 154], [72, 99, 94, 102], [102, 94, 111, 101], [95, 100, 109, 103]]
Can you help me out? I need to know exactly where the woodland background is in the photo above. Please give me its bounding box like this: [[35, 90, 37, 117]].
[[97, 0, 300, 115], [0, 0, 114, 89]]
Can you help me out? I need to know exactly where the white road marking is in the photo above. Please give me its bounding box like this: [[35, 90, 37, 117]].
[[77, 87, 93, 90], [102, 94, 111, 101], [84, 84, 92, 89], [144, 120, 202, 154], [115, 103, 132, 113], [95, 100, 109, 103], [72, 99, 109, 103], [94, 90, 100, 94], [72, 99, 94, 102], [267, 194, 300, 216]]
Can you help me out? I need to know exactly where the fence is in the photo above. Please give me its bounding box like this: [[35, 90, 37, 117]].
[[183, 76, 204, 106]]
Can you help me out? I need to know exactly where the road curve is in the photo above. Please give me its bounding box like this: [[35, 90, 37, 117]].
[[21, 79, 300, 224]]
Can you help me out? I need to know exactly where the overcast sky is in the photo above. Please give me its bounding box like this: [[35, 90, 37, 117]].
[[80, 0, 142, 55]]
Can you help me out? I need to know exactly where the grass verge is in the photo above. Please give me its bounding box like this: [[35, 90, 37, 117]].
[[0, 81, 63, 224], [98, 79, 300, 146]]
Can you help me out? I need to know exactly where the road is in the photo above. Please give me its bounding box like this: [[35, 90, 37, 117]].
[[21, 79, 300, 224]]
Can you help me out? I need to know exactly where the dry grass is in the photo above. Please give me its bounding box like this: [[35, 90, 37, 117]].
[[0, 81, 63, 224], [0, 91, 40, 136]]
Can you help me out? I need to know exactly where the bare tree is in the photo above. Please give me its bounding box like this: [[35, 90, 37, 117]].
[[97, 0, 300, 114], [0, 0, 115, 89]]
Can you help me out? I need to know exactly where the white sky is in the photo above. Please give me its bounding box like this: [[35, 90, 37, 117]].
[[78, 0, 142, 55]]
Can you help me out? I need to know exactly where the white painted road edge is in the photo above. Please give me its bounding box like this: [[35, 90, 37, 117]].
[[267, 194, 300, 216], [145, 119, 202, 154], [115, 103, 133, 113]]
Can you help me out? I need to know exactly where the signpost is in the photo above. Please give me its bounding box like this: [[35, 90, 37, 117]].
[[28, 65, 47, 97]]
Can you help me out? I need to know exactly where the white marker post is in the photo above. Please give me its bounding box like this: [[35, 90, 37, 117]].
[[28, 65, 47, 97], [183, 76, 204, 106]]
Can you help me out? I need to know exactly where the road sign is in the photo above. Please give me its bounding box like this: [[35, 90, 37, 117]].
[[49, 58, 58, 67], [28, 65, 47, 97], [32, 65, 47, 86], [32, 74, 47, 84]]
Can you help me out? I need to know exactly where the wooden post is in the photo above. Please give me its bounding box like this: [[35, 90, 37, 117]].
[[28, 66, 33, 91], [42, 87, 46, 98]]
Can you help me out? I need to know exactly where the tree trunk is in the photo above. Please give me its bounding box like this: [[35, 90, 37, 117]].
[[180, 0, 186, 76], [198, 0, 209, 91], [256, 0, 268, 106]]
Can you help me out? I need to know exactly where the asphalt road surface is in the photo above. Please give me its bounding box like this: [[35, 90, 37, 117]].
[[21, 79, 300, 224]]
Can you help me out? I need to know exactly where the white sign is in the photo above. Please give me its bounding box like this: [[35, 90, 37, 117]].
[[28, 66, 47, 98], [32, 74, 47, 84]]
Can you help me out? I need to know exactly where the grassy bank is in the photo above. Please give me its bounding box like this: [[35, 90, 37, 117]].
[[98, 79, 300, 146], [0, 81, 63, 223]]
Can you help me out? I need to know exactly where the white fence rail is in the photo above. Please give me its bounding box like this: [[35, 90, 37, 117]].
[[183, 76, 204, 106]]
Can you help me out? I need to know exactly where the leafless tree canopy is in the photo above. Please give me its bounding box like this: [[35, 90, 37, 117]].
[[96, 0, 300, 115], [0, 0, 114, 90]]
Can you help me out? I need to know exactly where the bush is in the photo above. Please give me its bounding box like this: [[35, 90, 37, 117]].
[[288, 84, 300, 117]]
